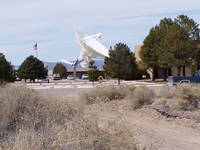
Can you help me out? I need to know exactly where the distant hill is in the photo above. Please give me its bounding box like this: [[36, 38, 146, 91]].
[[14, 59, 104, 71], [14, 62, 71, 70], [43, 62, 72, 70], [94, 59, 104, 67]]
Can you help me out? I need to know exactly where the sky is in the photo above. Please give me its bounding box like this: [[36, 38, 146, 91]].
[[0, 0, 200, 65]]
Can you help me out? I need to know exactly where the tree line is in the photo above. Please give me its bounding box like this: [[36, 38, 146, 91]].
[[0, 54, 48, 83], [0, 45, 143, 85]]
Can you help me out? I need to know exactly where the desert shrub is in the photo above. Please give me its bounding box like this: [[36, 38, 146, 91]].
[[1, 117, 137, 150], [157, 86, 176, 98], [153, 98, 167, 106], [154, 84, 200, 111], [1, 130, 44, 150], [171, 84, 200, 110], [0, 80, 6, 87], [0, 85, 48, 136], [0, 85, 138, 150], [80, 85, 133, 104], [0, 85, 82, 142], [128, 86, 154, 110]]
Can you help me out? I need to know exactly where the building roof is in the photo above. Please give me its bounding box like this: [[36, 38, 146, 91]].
[[67, 67, 104, 72]]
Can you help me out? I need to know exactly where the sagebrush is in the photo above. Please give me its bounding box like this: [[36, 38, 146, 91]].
[[128, 86, 154, 110], [79, 85, 132, 104], [0, 85, 138, 150], [154, 84, 200, 111]]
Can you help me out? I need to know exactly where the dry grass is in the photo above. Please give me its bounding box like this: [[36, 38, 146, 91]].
[[172, 84, 200, 110], [154, 84, 200, 111], [153, 98, 167, 106], [158, 86, 176, 99], [80, 85, 154, 110], [0, 80, 6, 88], [79, 85, 134, 104], [0, 85, 138, 150], [128, 86, 154, 110]]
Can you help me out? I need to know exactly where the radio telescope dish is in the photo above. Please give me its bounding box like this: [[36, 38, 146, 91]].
[[75, 31, 109, 67]]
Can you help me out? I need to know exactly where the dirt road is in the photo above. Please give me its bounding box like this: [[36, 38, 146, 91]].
[[99, 106, 200, 150], [35, 86, 200, 149]]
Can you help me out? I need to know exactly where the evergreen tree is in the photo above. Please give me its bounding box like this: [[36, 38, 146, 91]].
[[88, 60, 100, 85], [160, 23, 195, 76], [140, 15, 200, 79], [53, 63, 67, 78], [175, 15, 200, 41], [124, 53, 144, 80], [88, 60, 97, 69], [159, 15, 200, 76], [104, 43, 137, 84], [0, 53, 15, 82], [140, 18, 173, 80], [175, 15, 200, 74], [18, 56, 47, 82]]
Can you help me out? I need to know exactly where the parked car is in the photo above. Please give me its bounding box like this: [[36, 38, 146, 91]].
[[67, 75, 74, 80], [53, 73, 61, 80], [15, 77, 21, 81], [81, 74, 88, 80]]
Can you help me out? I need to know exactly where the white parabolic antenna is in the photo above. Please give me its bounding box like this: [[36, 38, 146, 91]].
[[75, 31, 109, 67]]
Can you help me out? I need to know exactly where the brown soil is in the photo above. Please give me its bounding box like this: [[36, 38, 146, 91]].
[[98, 101, 200, 150]]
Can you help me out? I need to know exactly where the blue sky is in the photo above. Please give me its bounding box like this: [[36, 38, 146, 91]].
[[0, 0, 200, 65]]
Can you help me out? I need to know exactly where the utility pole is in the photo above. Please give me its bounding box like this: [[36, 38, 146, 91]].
[[36, 49, 38, 58], [73, 59, 79, 80], [73, 65, 77, 80]]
